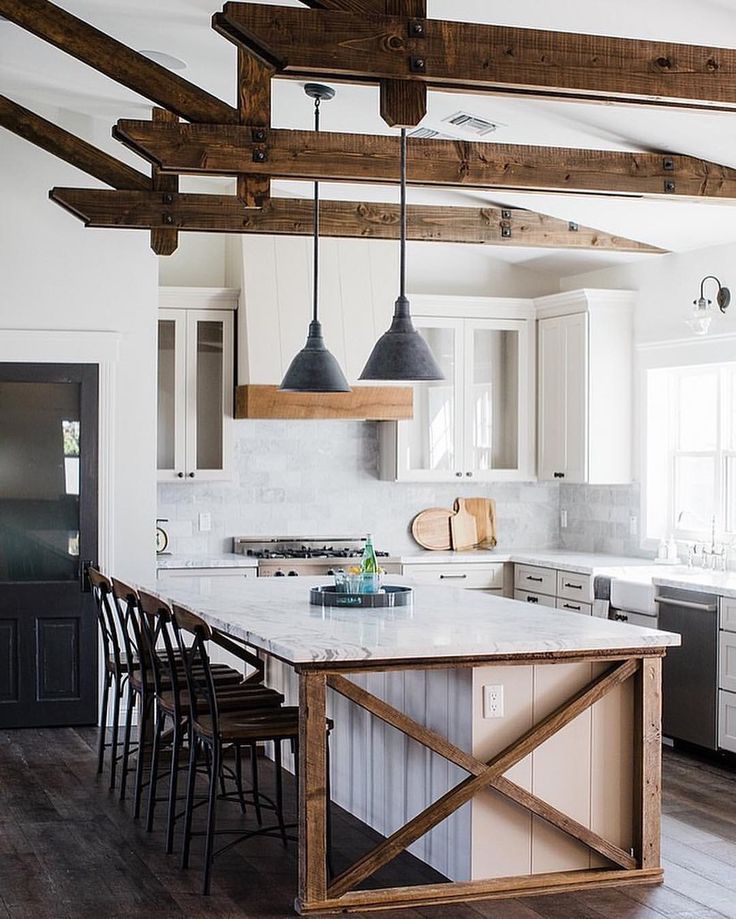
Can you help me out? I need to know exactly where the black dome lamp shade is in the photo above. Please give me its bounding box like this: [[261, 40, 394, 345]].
[[280, 84, 351, 393], [359, 128, 444, 383]]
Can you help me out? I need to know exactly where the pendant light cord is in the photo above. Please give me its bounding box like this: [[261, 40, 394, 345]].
[[313, 98, 321, 324], [400, 127, 407, 301]]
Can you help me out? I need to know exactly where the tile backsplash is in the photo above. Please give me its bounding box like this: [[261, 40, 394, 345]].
[[158, 421, 646, 558]]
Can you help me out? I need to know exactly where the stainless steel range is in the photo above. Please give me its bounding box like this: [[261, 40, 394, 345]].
[[233, 536, 401, 578]]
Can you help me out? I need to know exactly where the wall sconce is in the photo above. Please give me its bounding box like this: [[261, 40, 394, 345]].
[[688, 275, 731, 336]]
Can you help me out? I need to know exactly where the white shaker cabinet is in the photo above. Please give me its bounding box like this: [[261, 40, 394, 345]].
[[380, 297, 535, 482], [536, 290, 635, 484], [157, 288, 236, 482]]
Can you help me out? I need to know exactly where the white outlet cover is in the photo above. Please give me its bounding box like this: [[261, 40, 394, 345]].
[[198, 512, 212, 532], [483, 684, 504, 719]]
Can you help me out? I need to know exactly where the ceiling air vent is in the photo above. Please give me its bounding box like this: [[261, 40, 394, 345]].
[[442, 111, 499, 137], [407, 127, 454, 140]]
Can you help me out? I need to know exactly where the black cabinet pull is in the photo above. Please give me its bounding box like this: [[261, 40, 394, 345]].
[[564, 582, 582, 590], [440, 574, 467, 579], [526, 575, 543, 582], [563, 603, 581, 611], [554, 472, 566, 479], [526, 596, 539, 603]]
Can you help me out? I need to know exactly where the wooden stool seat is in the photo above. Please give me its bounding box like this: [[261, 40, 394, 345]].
[[157, 686, 283, 716], [193, 707, 300, 743]]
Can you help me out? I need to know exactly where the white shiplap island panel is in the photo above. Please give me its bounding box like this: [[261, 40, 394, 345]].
[[152, 576, 677, 914], [158, 576, 678, 666]]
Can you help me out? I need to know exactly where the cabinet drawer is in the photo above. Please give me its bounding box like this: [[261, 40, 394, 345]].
[[157, 568, 255, 580], [402, 564, 504, 590], [720, 631, 736, 693], [721, 598, 736, 634], [514, 590, 557, 608], [557, 570, 593, 603], [556, 597, 593, 616], [514, 564, 556, 596], [719, 690, 736, 753]]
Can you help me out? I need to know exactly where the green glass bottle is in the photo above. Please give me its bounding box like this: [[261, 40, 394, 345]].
[[360, 533, 379, 574]]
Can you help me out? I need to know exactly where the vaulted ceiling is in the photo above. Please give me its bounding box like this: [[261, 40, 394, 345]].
[[3, 0, 736, 276]]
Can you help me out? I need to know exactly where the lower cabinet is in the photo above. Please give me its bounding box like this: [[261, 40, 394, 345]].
[[401, 562, 506, 594], [719, 690, 736, 753], [514, 564, 594, 615]]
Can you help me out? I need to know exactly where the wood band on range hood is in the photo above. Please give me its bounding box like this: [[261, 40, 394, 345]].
[[235, 384, 413, 420]]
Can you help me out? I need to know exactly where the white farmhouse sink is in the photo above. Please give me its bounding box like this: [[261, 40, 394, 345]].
[[609, 566, 691, 615]]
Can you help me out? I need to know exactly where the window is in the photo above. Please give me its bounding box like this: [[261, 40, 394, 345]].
[[646, 362, 736, 541]]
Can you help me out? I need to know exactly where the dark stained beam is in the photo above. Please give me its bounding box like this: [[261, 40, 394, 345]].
[[379, 0, 427, 127], [0, 95, 151, 190], [48, 188, 666, 253], [213, 4, 736, 112], [150, 108, 179, 256], [113, 120, 736, 201], [0, 0, 238, 124], [237, 47, 273, 207]]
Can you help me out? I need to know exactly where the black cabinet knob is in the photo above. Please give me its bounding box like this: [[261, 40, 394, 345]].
[[176, 472, 184, 478], [188, 472, 195, 478]]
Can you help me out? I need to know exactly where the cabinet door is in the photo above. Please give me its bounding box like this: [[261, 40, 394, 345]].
[[463, 319, 530, 481], [538, 314, 588, 482], [157, 311, 187, 481], [395, 318, 464, 481], [185, 310, 233, 481]]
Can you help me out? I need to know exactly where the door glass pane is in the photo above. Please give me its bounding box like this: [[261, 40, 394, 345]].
[[196, 320, 224, 470], [674, 455, 716, 530], [157, 320, 176, 470], [406, 326, 456, 472], [470, 328, 519, 470], [0, 382, 81, 581]]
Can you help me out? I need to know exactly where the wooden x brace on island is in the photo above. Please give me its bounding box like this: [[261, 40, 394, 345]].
[[296, 654, 662, 914]]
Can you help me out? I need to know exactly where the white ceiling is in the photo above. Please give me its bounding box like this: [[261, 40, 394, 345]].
[[3, 0, 736, 276]]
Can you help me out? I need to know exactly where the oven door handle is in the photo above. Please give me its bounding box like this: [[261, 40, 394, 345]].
[[654, 596, 717, 613]]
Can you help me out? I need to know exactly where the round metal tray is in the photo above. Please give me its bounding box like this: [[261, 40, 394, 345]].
[[309, 585, 413, 608]]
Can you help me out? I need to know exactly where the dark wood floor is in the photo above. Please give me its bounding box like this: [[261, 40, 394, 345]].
[[1, 728, 735, 919]]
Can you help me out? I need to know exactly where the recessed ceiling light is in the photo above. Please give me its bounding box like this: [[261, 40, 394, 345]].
[[140, 50, 188, 71]]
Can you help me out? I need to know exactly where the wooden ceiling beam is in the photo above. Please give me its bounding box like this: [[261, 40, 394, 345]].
[[0, 0, 239, 124], [213, 4, 736, 112], [0, 95, 151, 191], [150, 108, 179, 256], [380, 1, 427, 127], [48, 188, 665, 253], [113, 120, 736, 202], [237, 48, 273, 207]]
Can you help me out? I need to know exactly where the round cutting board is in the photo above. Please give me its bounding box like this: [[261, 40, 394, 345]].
[[411, 507, 453, 551]]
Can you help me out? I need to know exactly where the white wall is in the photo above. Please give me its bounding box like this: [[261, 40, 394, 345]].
[[0, 126, 158, 582]]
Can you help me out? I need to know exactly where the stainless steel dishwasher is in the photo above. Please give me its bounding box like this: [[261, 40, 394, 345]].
[[655, 586, 719, 751]]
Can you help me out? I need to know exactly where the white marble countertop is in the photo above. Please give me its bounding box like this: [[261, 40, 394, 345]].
[[652, 570, 736, 599], [400, 549, 655, 575], [156, 553, 258, 570], [152, 576, 679, 667]]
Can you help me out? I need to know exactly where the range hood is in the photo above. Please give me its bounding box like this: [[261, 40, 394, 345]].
[[234, 384, 413, 420]]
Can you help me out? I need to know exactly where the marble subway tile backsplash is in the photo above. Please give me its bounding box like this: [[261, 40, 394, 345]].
[[158, 422, 645, 558], [158, 422, 562, 556]]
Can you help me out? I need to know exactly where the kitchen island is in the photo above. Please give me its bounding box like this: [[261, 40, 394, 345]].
[[156, 576, 679, 915]]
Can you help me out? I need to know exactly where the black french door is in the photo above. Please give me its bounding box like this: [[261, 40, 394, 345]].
[[0, 363, 99, 727]]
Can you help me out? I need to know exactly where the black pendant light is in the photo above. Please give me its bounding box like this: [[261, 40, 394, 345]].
[[280, 84, 351, 393], [359, 128, 444, 382]]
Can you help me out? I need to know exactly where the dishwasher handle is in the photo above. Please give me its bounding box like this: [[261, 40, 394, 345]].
[[654, 596, 717, 613]]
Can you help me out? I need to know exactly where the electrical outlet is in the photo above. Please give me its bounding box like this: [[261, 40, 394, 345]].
[[629, 514, 638, 537], [483, 684, 504, 719], [560, 509, 568, 529], [198, 512, 211, 533]]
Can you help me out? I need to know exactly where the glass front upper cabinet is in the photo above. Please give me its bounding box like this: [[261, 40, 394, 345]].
[[381, 313, 532, 482], [157, 291, 235, 482]]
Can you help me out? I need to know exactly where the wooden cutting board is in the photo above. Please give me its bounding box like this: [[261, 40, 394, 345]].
[[462, 497, 498, 548], [450, 498, 478, 551], [411, 507, 453, 551]]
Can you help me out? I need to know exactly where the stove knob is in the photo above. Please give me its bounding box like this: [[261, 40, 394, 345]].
[[327, 568, 335, 576], [288, 570, 299, 577], [273, 570, 285, 577]]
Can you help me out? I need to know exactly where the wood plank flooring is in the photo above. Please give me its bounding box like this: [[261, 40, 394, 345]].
[[0, 728, 734, 918]]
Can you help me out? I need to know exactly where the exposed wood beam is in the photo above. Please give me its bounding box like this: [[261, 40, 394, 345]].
[[380, 0, 427, 127], [150, 108, 179, 256], [237, 47, 273, 207], [48, 188, 665, 253], [213, 4, 736, 112], [0, 0, 238, 124], [113, 120, 736, 201], [300, 0, 385, 9], [0, 95, 151, 191]]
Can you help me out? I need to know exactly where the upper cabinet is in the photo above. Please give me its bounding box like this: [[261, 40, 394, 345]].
[[379, 297, 535, 482], [157, 288, 236, 482], [536, 290, 635, 485]]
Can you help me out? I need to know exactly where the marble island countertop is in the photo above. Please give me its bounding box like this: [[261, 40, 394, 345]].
[[152, 575, 679, 667]]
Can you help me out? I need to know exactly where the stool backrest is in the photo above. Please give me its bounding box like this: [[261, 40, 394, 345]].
[[138, 589, 183, 710], [111, 578, 152, 692], [172, 604, 220, 733], [89, 567, 124, 673]]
